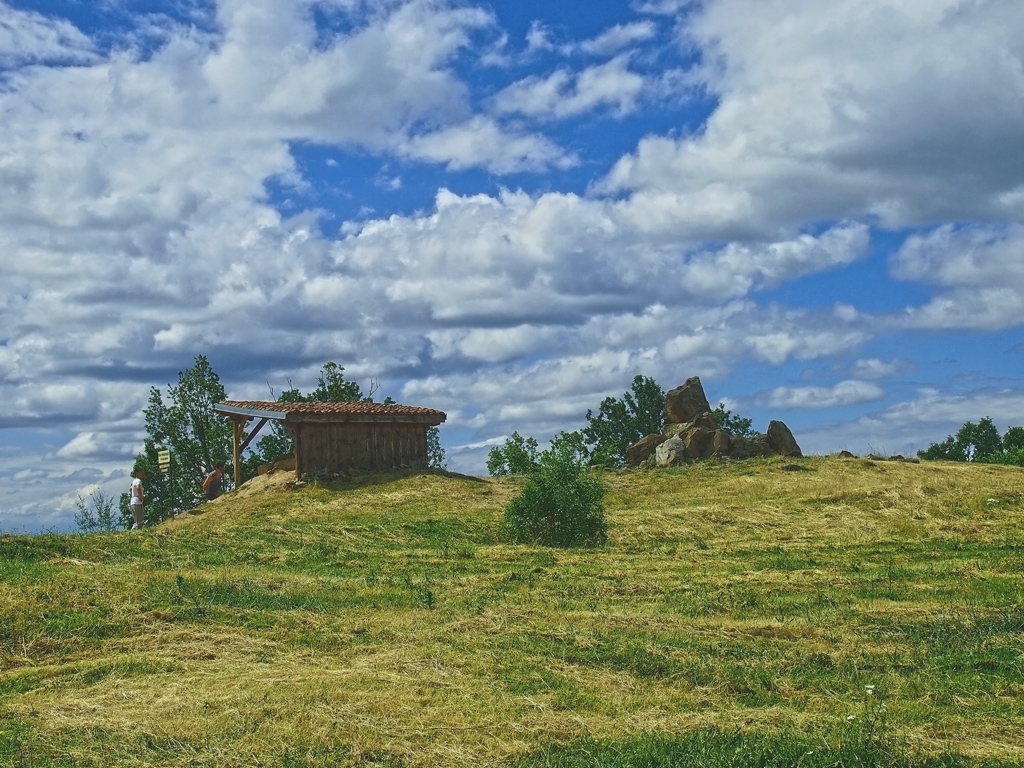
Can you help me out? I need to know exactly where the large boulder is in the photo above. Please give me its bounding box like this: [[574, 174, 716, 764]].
[[766, 420, 802, 457], [663, 410, 717, 439], [625, 434, 668, 467], [641, 374, 805, 465], [681, 426, 717, 459], [730, 434, 773, 459], [712, 429, 732, 456], [655, 436, 687, 467], [664, 376, 712, 424]]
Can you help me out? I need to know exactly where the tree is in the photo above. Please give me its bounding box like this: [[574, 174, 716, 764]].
[[503, 431, 607, 548], [74, 490, 120, 533], [310, 361, 364, 402], [582, 375, 665, 468], [426, 426, 447, 469], [918, 417, 1024, 466], [487, 431, 541, 476], [136, 355, 233, 521], [712, 403, 757, 438], [995, 426, 1024, 466], [918, 417, 1003, 463], [1004, 426, 1024, 453]]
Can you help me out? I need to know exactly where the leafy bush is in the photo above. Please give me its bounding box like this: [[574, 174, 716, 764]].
[[503, 431, 607, 548]]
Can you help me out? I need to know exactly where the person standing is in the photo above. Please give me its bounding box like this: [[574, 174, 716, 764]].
[[130, 467, 145, 529], [202, 461, 225, 501]]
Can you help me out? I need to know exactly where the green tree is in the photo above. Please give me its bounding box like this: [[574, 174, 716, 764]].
[[1004, 425, 1024, 453], [712, 403, 757, 438], [582, 375, 665, 467], [503, 431, 607, 548], [918, 417, 1004, 463], [487, 431, 541, 476], [136, 355, 233, 521], [310, 361, 364, 402], [426, 426, 447, 469]]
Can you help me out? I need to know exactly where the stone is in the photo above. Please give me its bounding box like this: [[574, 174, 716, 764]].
[[838, 450, 856, 458], [663, 421, 691, 439], [648, 374, 806, 465], [655, 436, 687, 467], [712, 429, 732, 456], [693, 411, 717, 430], [681, 426, 716, 459], [766, 420, 802, 457], [664, 376, 712, 424], [730, 434, 772, 459], [625, 434, 668, 467]]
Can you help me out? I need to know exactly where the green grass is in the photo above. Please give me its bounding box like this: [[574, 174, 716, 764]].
[[1, 460, 1023, 766], [515, 729, 1007, 768]]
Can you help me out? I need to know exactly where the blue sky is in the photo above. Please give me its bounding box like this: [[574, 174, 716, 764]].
[[1, 0, 1023, 531]]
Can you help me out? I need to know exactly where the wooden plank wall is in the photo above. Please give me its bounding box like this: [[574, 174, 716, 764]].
[[294, 422, 430, 476]]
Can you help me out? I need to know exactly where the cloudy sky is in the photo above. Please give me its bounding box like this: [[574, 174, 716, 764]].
[[2, 0, 1023, 532]]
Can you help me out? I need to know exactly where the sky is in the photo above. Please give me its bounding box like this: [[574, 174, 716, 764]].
[[1, 0, 1023, 532]]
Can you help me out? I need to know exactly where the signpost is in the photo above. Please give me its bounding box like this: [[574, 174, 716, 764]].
[[157, 449, 175, 517]]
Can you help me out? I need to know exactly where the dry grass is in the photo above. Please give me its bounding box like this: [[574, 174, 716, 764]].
[[1, 457, 1023, 766]]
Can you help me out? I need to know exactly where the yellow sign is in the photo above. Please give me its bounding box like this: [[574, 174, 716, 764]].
[[157, 450, 171, 474]]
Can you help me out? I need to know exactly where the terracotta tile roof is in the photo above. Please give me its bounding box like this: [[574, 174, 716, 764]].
[[216, 400, 446, 424]]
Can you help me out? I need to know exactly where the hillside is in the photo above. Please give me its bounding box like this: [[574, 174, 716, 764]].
[[1, 457, 1023, 767]]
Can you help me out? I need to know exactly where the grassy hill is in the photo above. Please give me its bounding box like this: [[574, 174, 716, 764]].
[[1, 456, 1023, 767]]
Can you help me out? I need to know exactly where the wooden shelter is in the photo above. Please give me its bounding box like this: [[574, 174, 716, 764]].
[[214, 400, 447, 488]]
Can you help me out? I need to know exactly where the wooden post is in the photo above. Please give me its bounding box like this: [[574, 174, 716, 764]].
[[232, 416, 246, 490]]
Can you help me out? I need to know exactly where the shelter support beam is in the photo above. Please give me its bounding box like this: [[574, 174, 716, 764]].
[[229, 415, 251, 490], [239, 418, 269, 453]]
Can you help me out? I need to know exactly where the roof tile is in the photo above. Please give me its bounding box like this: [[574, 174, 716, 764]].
[[218, 400, 446, 419]]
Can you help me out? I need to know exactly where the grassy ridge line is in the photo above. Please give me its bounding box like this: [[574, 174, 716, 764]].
[[0, 458, 1022, 767]]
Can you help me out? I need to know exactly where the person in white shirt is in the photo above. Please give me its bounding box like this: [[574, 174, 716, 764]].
[[130, 467, 145, 529]]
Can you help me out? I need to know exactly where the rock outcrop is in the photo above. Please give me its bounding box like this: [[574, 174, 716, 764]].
[[664, 376, 712, 424], [625, 433, 668, 466], [626, 376, 803, 467], [766, 420, 802, 458]]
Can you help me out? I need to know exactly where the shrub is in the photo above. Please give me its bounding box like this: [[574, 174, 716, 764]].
[[503, 431, 607, 548]]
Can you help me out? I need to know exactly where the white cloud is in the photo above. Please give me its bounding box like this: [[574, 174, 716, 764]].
[[492, 56, 647, 119], [525, 20, 553, 53], [399, 116, 573, 172], [602, 0, 1024, 236], [849, 358, 912, 380], [898, 288, 1024, 332], [763, 380, 885, 409], [892, 224, 1024, 288], [889, 224, 1024, 331], [578, 21, 658, 56], [636, 0, 695, 15], [0, 1, 96, 65]]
